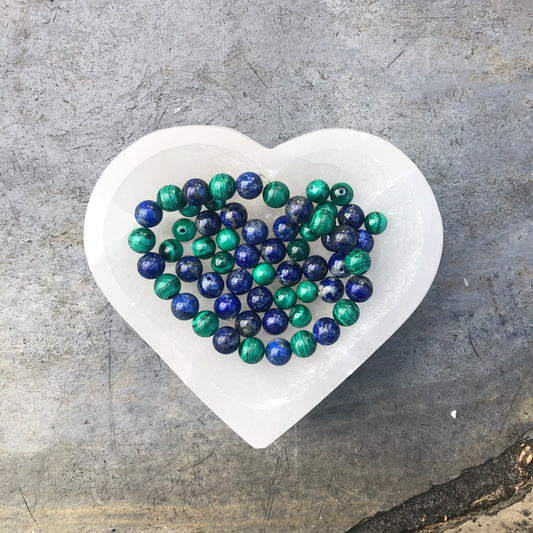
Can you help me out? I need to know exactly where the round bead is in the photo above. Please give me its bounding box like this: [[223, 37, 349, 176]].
[[212, 326, 240, 354], [226, 269, 253, 295], [175, 255, 203, 282], [137, 253, 165, 279], [216, 228, 240, 251], [182, 178, 212, 206], [299, 222, 319, 242], [328, 253, 349, 278], [290, 330, 317, 358], [197, 272, 224, 298], [179, 203, 202, 217], [157, 185, 186, 211], [274, 286, 297, 310], [364, 211, 388, 234], [318, 277, 345, 303], [172, 219, 196, 242], [276, 261, 302, 286], [260, 239, 286, 264], [192, 310, 219, 337], [296, 280, 318, 303], [345, 249, 371, 276], [128, 227, 156, 253], [345, 275, 373, 302], [239, 337, 265, 364], [286, 239, 310, 262], [338, 204, 364, 229], [309, 208, 336, 236], [242, 219, 269, 245], [192, 236, 216, 259], [321, 232, 336, 252], [302, 255, 329, 281], [235, 311, 262, 337], [204, 197, 226, 211], [306, 180, 330, 204], [209, 173, 236, 201], [171, 293, 199, 320], [262, 308, 289, 335], [159, 239, 183, 262], [330, 224, 358, 253], [234, 243, 260, 269], [313, 317, 340, 345], [319, 201, 338, 217], [285, 196, 313, 224], [220, 202, 248, 229], [211, 251, 235, 274], [330, 182, 353, 206], [247, 286, 273, 313], [263, 181, 290, 208], [153, 274, 181, 300], [333, 299, 360, 326], [195, 210, 221, 237], [214, 293, 242, 320], [252, 262, 276, 286], [135, 200, 163, 228], [236, 171, 263, 199], [273, 215, 299, 242], [354, 229, 374, 253], [289, 304, 312, 328], [265, 338, 292, 366]]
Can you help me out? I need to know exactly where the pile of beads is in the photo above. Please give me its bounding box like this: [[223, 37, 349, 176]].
[[128, 172, 387, 366]]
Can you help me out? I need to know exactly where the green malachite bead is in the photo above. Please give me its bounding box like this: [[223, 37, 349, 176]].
[[179, 204, 202, 217], [216, 228, 240, 251], [172, 219, 196, 242], [296, 280, 318, 303], [290, 330, 317, 358], [274, 286, 297, 310], [128, 227, 156, 253], [192, 310, 219, 337], [239, 337, 265, 364], [159, 239, 183, 262], [333, 299, 360, 326], [345, 249, 371, 275], [157, 184, 186, 211], [309, 208, 335, 236], [289, 304, 312, 328], [153, 274, 181, 300], [192, 236, 216, 259], [286, 239, 310, 262], [364, 211, 388, 234], [253, 262, 276, 286], [306, 179, 330, 204], [330, 182, 354, 206], [263, 181, 290, 208], [209, 173, 236, 201], [300, 222, 319, 242], [211, 251, 235, 274], [318, 201, 338, 217], [204, 197, 226, 211]]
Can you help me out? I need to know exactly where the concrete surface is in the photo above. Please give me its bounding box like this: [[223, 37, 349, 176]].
[[1, 0, 531, 531]]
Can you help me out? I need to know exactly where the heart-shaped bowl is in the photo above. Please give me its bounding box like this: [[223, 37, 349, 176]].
[[84, 126, 443, 448]]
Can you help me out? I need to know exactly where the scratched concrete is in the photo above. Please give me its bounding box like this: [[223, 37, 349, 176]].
[[0, 0, 532, 531]]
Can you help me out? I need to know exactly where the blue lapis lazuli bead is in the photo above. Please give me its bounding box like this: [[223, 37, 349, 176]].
[[242, 219, 269, 245], [226, 269, 253, 295], [220, 202, 248, 229], [330, 224, 358, 253], [137, 252, 165, 279], [236, 171, 263, 199], [276, 261, 302, 287], [235, 311, 262, 337], [214, 293, 242, 320], [195, 210, 221, 237], [346, 275, 374, 302], [302, 255, 329, 281], [181, 178, 212, 206], [265, 338, 292, 366], [212, 326, 241, 354], [171, 293, 199, 320], [313, 317, 340, 346], [354, 229, 374, 253], [197, 272, 225, 298], [318, 277, 345, 303], [247, 286, 274, 312], [321, 232, 336, 252], [273, 215, 299, 242], [337, 204, 365, 229], [328, 253, 349, 278], [262, 308, 289, 335], [234, 243, 260, 269], [175, 255, 203, 282], [135, 200, 163, 228], [260, 238, 286, 264], [285, 196, 313, 224]]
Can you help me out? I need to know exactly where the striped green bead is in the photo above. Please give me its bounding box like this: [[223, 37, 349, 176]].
[[299, 222, 319, 242], [128, 227, 156, 253], [309, 209, 335, 236], [159, 239, 183, 262], [179, 204, 202, 217], [364, 211, 388, 234], [296, 280, 318, 303], [216, 228, 240, 251], [239, 337, 265, 364], [330, 182, 353, 206], [204, 197, 226, 211], [318, 201, 338, 217], [345, 249, 371, 275], [211, 251, 235, 274], [157, 185, 186, 211], [153, 274, 181, 300], [192, 310, 219, 337], [289, 304, 312, 328], [290, 330, 317, 358], [263, 181, 290, 208], [253, 262, 276, 286], [286, 239, 310, 261], [274, 286, 297, 310], [306, 179, 330, 204], [192, 236, 216, 259], [172, 219, 196, 242], [333, 299, 360, 326], [210, 173, 236, 201]]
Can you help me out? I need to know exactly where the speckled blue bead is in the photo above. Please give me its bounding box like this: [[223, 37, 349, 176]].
[[175, 255, 203, 282], [214, 293, 242, 320], [197, 272, 224, 298], [220, 202, 248, 229], [242, 219, 268, 245], [195, 210, 221, 237], [262, 308, 289, 335], [137, 252, 165, 279], [265, 338, 292, 366], [328, 253, 349, 278], [181, 178, 212, 206], [276, 261, 302, 287], [235, 311, 262, 337], [346, 275, 374, 302], [171, 293, 199, 320], [236, 171, 263, 199], [226, 269, 253, 295], [273, 215, 299, 242], [302, 255, 329, 281], [285, 195, 313, 224], [247, 286, 273, 313], [318, 277, 345, 303], [330, 224, 358, 253], [321, 232, 336, 252], [354, 229, 374, 253], [135, 200, 163, 228], [313, 317, 340, 346], [338, 204, 365, 229], [234, 243, 260, 269], [212, 326, 241, 354], [260, 238, 286, 264]]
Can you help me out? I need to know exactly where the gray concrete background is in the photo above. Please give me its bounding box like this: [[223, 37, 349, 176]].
[[1, 0, 531, 531]]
